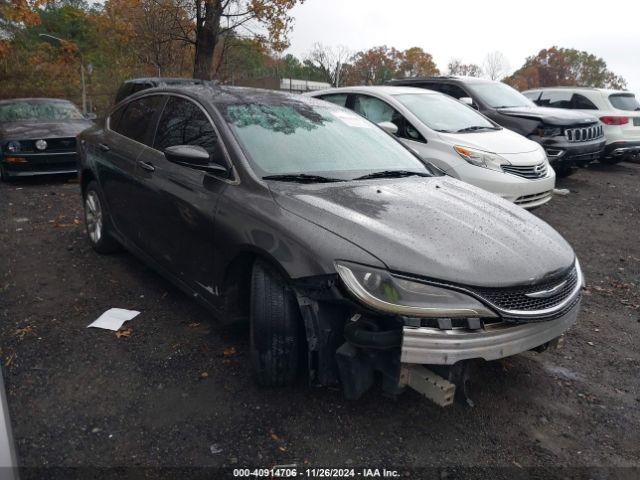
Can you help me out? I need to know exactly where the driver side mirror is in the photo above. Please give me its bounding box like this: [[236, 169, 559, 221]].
[[377, 121, 399, 135], [459, 97, 478, 109], [164, 145, 228, 175]]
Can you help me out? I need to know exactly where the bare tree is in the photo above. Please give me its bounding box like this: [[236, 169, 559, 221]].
[[306, 43, 351, 87], [483, 51, 510, 80], [447, 58, 482, 77]]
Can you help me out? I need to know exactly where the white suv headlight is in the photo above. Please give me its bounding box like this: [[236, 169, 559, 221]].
[[335, 261, 497, 318], [454, 145, 509, 171]]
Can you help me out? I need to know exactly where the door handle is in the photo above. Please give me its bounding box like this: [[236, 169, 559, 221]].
[[98, 143, 110, 152], [138, 160, 155, 172]]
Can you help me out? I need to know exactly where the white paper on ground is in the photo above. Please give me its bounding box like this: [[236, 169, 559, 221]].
[[88, 308, 140, 331]]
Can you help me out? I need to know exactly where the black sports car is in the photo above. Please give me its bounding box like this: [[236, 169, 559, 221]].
[[0, 98, 94, 181]]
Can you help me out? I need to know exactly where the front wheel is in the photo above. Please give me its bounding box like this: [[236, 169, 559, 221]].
[[83, 181, 120, 254], [250, 260, 303, 387], [553, 164, 575, 177]]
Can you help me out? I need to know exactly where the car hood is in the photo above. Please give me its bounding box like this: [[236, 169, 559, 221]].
[[271, 177, 575, 288], [437, 128, 540, 155], [0, 120, 92, 140], [496, 106, 598, 126]]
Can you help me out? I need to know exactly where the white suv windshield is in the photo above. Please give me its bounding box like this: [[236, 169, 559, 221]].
[[393, 93, 497, 133], [469, 83, 535, 109], [222, 101, 431, 179]]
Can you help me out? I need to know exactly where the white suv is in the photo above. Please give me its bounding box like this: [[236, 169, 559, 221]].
[[307, 86, 555, 209], [523, 87, 640, 163]]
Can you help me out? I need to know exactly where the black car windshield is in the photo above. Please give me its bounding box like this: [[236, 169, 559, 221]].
[[222, 100, 432, 179], [393, 93, 497, 133], [468, 83, 535, 109], [0, 100, 84, 122], [609, 93, 640, 111]]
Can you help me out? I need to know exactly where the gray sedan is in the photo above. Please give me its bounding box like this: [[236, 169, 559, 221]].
[[77, 85, 583, 404]]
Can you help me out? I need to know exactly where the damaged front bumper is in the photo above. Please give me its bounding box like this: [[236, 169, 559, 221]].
[[401, 301, 580, 365]]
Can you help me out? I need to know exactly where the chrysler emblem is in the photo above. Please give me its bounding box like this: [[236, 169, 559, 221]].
[[525, 280, 567, 299]]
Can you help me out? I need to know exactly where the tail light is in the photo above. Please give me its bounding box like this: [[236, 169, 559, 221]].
[[600, 116, 629, 125]]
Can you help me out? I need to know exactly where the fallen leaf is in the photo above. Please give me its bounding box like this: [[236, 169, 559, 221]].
[[270, 433, 281, 442], [200, 372, 209, 379], [223, 347, 237, 357], [115, 327, 133, 338], [15, 326, 35, 340], [5, 352, 16, 366], [188, 322, 201, 328], [278, 446, 287, 452]]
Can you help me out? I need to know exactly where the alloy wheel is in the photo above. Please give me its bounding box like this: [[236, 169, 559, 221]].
[[85, 191, 103, 244]]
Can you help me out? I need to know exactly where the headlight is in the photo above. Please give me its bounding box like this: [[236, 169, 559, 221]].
[[335, 261, 497, 318], [537, 126, 563, 137], [6, 141, 20, 153], [453, 145, 509, 171]]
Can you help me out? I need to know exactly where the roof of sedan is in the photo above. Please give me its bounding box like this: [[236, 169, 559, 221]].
[[151, 84, 334, 106]]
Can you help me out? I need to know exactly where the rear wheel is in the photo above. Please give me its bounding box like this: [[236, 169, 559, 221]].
[[250, 260, 303, 387], [83, 181, 120, 254]]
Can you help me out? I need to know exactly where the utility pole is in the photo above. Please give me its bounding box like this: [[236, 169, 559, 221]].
[[39, 33, 87, 114]]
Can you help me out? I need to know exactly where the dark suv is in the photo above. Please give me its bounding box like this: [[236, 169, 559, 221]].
[[114, 77, 209, 104], [387, 76, 606, 175]]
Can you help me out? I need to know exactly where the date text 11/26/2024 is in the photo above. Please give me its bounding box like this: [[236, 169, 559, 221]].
[[232, 468, 401, 478]]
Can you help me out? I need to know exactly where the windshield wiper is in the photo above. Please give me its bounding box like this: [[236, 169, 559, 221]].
[[456, 126, 500, 133], [353, 170, 430, 181], [262, 174, 344, 183]]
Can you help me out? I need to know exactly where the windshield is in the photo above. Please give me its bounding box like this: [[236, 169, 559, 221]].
[[468, 83, 535, 109], [609, 93, 640, 111], [221, 100, 432, 179], [0, 100, 84, 122], [393, 93, 497, 133]]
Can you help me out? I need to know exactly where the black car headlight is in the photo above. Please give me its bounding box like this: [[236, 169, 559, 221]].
[[335, 261, 497, 318], [6, 141, 21, 153], [537, 126, 563, 137]]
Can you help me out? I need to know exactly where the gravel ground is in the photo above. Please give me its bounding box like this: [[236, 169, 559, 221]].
[[1, 163, 639, 479]]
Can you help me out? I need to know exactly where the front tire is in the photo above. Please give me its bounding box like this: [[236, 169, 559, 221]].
[[83, 181, 120, 254], [250, 260, 303, 387], [554, 165, 575, 177], [0, 165, 10, 182]]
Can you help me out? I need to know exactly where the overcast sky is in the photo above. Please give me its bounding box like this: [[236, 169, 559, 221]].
[[284, 0, 640, 94]]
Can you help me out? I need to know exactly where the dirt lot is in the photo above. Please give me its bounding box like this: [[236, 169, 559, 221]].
[[1, 163, 639, 478]]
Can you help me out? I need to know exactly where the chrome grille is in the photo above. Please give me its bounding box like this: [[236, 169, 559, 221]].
[[502, 162, 548, 179], [565, 125, 604, 142], [470, 267, 578, 317]]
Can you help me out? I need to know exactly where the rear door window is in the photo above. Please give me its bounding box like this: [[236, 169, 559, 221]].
[[112, 95, 165, 145], [609, 93, 640, 111]]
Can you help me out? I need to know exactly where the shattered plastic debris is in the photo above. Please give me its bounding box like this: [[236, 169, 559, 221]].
[[553, 188, 570, 196], [209, 444, 223, 454], [87, 308, 140, 331]]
